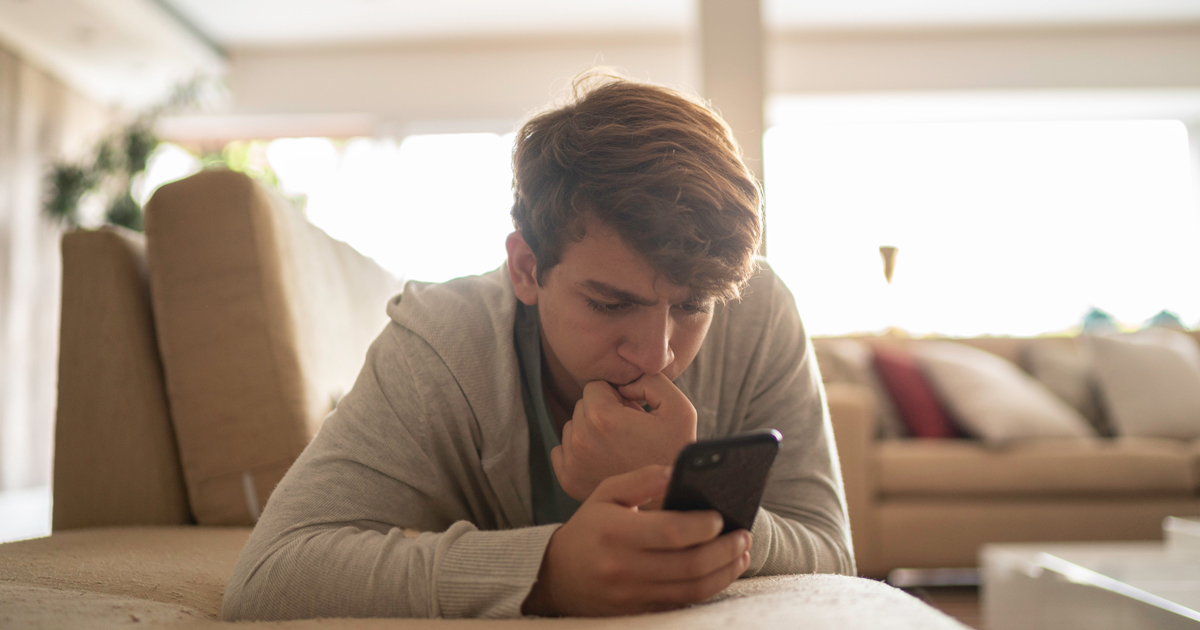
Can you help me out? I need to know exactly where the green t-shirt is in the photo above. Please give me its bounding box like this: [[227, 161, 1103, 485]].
[[513, 303, 582, 525]]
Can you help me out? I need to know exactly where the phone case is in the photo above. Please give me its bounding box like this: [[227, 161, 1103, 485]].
[[662, 430, 781, 534]]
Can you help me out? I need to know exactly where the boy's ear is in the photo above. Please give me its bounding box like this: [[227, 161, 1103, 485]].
[[506, 231, 539, 306]]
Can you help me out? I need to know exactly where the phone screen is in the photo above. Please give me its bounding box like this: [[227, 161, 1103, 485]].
[[662, 430, 781, 534]]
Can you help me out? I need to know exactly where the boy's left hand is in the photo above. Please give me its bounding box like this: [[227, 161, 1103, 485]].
[[551, 373, 697, 503]]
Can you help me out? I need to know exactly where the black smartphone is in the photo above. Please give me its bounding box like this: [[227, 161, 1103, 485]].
[[662, 429, 781, 534]]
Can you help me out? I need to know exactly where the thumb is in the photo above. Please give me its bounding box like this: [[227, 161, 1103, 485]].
[[588, 464, 672, 508]]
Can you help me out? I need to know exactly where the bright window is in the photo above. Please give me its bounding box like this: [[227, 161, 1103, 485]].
[[267, 133, 517, 284], [764, 119, 1200, 336], [151, 120, 1200, 338]]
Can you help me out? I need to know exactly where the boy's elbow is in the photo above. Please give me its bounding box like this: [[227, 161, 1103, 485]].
[[221, 576, 255, 621], [221, 553, 281, 621]]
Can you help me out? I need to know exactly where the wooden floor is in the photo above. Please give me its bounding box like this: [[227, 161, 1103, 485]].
[[904, 586, 983, 629]]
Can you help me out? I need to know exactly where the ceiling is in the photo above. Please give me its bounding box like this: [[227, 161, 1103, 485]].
[[0, 0, 222, 109], [164, 0, 1200, 48], [3, 0, 1200, 111]]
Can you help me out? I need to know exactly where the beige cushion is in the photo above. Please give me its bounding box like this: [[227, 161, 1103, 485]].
[[145, 170, 401, 526], [1089, 330, 1200, 440], [877, 437, 1195, 496], [54, 228, 191, 530], [0, 528, 964, 628], [912, 341, 1094, 445]]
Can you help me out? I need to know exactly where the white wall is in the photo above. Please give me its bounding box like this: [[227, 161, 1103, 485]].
[[774, 24, 1200, 93], [0, 45, 113, 492], [227, 33, 695, 135], [222, 23, 1200, 128]]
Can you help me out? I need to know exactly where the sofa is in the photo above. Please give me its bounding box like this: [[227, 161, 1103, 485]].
[[0, 169, 965, 628], [820, 334, 1200, 578]]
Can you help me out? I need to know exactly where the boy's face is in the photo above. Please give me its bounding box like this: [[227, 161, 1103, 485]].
[[518, 218, 714, 406]]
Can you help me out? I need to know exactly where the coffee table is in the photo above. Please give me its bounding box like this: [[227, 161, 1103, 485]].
[[982, 519, 1200, 630]]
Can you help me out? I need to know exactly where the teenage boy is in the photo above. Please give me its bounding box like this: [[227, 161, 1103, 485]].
[[223, 75, 853, 621]]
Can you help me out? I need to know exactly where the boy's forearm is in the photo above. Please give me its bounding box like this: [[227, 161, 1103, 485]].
[[746, 507, 856, 577], [223, 519, 561, 620]]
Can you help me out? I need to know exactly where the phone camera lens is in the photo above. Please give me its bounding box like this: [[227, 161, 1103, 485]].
[[692, 456, 707, 468], [710, 453, 722, 464]]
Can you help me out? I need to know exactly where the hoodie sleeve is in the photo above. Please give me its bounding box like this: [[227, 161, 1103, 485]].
[[737, 270, 857, 578], [221, 323, 559, 620]]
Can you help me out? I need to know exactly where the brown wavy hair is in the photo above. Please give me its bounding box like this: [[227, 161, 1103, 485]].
[[511, 72, 763, 302]]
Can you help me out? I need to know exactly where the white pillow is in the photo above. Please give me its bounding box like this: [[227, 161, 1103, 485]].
[[1088, 330, 1200, 440], [912, 341, 1095, 445], [1023, 342, 1112, 436]]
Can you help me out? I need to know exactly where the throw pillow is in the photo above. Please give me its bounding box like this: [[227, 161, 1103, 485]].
[[872, 344, 957, 439], [814, 339, 867, 384], [912, 341, 1095, 445], [1088, 329, 1200, 440], [1022, 342, 1113, 437], [814, 339, 908, 439]]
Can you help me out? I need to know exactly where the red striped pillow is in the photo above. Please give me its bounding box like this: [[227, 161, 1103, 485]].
[[872, 344, 958, 439]]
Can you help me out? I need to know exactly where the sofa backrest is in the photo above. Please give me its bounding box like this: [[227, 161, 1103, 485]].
[[54, 227, 192, 530], [821, 333, 1085, 367], [144, 170, 402, 526]]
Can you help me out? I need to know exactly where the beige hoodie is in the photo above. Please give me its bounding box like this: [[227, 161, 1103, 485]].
[[222, 263, 853, 621]]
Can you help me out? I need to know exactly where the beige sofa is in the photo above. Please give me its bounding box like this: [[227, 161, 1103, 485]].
[[822, 335, 1200, 578], [0, 170, 965, 628]]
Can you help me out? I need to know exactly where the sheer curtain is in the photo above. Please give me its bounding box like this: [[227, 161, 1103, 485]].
[[0, 46, 111, 493]]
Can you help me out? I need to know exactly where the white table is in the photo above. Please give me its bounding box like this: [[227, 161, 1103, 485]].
[[982, 539, 1200, 630]]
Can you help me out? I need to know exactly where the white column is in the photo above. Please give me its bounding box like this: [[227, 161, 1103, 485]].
[[1185, 120, 1200, 220], [697, 0, 766, 184]]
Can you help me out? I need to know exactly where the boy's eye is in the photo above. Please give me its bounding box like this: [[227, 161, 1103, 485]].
[[676, 301, 711, 315], [586, 298, 631, 314]]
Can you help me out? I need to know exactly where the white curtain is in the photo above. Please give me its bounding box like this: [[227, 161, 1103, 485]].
[[0, 46, 111, 492]]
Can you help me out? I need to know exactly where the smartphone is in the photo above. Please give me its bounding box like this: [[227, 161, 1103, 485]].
[[662, 429, 782, 534]]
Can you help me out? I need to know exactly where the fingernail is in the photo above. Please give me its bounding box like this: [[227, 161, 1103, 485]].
[[741, 533, 752, 553], [663, 466, 673, 479]]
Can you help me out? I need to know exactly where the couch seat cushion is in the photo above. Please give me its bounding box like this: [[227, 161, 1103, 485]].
[[0, 526, 250, 622], [877, 438, 1195, 496]]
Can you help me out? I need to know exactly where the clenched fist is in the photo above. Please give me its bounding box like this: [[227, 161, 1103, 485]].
[[550, 373, 697, 503]]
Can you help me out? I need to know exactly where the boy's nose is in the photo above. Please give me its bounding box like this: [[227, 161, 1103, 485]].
[[618, 315, 674, 375]]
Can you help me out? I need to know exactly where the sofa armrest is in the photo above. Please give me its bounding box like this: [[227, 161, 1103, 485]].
[[826, 382, 878, 576], [54, 228, 191, 530]]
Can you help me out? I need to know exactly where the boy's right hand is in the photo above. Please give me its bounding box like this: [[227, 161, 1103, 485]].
[[521, 464, 752, 617]]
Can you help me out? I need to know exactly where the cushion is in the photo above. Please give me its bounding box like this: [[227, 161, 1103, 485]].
[[1022, 341, 1112, 437], [911, 341, 1094, 445], [814, 339, 907, 439], [54, 228, 191, 529], [877, 437, 1194, 496], [1089, 329, 1200, 440], [872, 344, 957, 439], [145, 170, 402, 526]]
